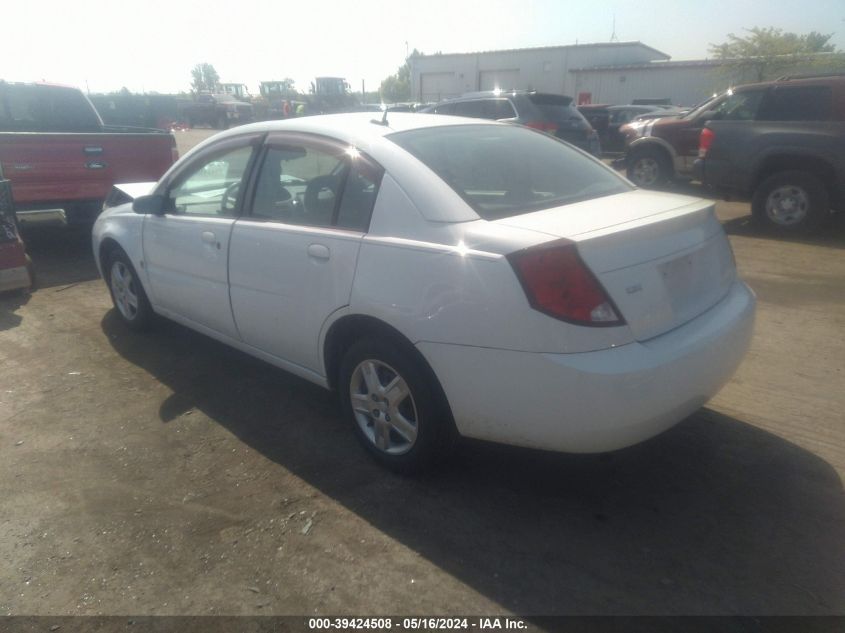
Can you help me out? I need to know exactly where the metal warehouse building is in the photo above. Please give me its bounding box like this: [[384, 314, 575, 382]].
[[409, 42, 788, 107]]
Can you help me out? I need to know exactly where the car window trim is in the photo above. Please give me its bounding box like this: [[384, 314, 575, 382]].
[[243, 131, 384, 233], [158, 133, 265, 219]]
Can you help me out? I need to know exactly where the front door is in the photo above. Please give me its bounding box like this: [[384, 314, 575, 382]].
[[142, 138, 258, 339]]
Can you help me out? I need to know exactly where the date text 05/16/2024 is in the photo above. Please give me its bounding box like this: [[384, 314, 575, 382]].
[[307, 618, 528, 630]]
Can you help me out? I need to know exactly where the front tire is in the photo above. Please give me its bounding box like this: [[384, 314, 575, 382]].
[[338, 337, 455, 474], [627, 148, 671, 188], [105, 249, 154, 331], [752, 170, 830, 234]]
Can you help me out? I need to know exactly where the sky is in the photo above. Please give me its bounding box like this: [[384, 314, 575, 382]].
[[1, 0, 843, 95]]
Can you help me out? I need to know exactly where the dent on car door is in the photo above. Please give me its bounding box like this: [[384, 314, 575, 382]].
[[228, 134, 384, 373], [142, 137, 259, 338]]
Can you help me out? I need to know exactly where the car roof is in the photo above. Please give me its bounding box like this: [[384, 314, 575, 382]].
[[173, 113, 508, 224], [196, 112, 500, 148]]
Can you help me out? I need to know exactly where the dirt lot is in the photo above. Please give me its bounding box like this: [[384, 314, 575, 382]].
[[2, 128, 844, 616]]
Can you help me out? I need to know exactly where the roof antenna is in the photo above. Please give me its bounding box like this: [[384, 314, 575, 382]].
[[610, 13, 618, 42], [371, 105, 389, 127]]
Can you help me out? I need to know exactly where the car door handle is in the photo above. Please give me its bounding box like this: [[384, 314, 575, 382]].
[[307, 243, 331, 260], [201, 231, 221, 249]]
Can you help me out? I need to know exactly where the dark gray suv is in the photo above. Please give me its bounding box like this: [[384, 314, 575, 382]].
[[421, 91, 601, 156]]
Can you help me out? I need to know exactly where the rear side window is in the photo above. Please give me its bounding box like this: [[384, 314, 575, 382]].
[[486, 99, 517, 119], [453, 101, 488, 119], [757, 86, 832, 121], [389, 124, 630, 220], [0, 84, 102, 132]]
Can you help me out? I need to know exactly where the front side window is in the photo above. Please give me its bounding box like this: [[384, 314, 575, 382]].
[[389, 124, 630, 220], [251, 141, 383, 231], [706, 90, 765, 121], [168, 145, 254, 217]]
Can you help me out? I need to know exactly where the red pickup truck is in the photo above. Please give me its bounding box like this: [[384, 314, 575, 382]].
[[0, 81, 177, 226]]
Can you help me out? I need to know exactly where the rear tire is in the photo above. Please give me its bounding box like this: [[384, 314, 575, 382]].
[[627, 148, 671, 188], [105, 249, 154, 331], [338, 337, 456, 474], [751, 170, 830, 234]]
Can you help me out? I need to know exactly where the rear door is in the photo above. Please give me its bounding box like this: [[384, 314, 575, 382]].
[[142, 134, 260, 338], [228, 133, 383, 373]]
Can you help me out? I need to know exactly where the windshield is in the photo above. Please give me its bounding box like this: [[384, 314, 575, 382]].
[[388, 124, 630, 220], [682, 93, 724, 120]]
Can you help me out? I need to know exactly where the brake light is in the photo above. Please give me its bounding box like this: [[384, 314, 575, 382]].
[[525, 121, 558, 135], [507, 240, 625, 326], [698, 127, 715, 158]]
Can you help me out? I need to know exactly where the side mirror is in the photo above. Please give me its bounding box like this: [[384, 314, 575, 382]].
[[133, 194, 167, 215]]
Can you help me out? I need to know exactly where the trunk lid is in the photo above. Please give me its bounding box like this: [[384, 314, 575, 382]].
[[496, 190, 736, 341]]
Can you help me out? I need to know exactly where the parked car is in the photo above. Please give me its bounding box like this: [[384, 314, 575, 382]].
[[93, 113, 755, 472], [422, 90, 602, 156], [0, 81, 178, 226], [602, 105, 681, 152], [694, 74, 845, 233], [180, 93, 254, 129]]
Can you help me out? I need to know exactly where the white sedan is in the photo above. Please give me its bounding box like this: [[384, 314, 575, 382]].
[[93, 113, 755, 472]]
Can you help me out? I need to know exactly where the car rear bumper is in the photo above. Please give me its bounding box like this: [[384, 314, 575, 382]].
[[418, 280, 755, 453]]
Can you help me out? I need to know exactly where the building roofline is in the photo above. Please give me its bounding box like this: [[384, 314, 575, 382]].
[[571, 58, 729, 72], [412, 41, 670, 61]]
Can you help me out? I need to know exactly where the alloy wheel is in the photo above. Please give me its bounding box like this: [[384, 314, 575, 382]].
[[349, 359, 419, 455]]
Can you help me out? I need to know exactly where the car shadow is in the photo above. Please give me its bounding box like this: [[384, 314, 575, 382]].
[[21, 225, 100, 290], [0, 288, 30, 331], [102, 312, 845, 614], [721, 213, 845, 250]]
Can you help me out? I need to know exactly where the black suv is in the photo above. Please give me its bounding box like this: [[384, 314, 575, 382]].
[[421, 91, 601, 156]]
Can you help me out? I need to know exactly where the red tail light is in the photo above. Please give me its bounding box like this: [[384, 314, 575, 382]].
[[525, 121, 558, 135], [698, 127, 715, 158], [508, 240, 625, 326]]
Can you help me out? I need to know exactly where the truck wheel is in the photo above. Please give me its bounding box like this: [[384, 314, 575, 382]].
[[752, 170, 830, 234], [627, 148, 671, 188], [106, 249, 154, 331]]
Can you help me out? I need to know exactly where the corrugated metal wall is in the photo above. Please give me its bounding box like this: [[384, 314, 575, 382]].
[[411, 43, 668, 102]]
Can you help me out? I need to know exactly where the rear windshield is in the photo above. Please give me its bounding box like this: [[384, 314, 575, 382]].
[[388, 124, 630, 220], [528, 93, 585, 124], [0, 84, 102, 132]]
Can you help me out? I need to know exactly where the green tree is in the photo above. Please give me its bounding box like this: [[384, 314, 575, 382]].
[[379, 50, 419, 103], [709, 27, 840, 82], [190, 63, 220, 93]]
